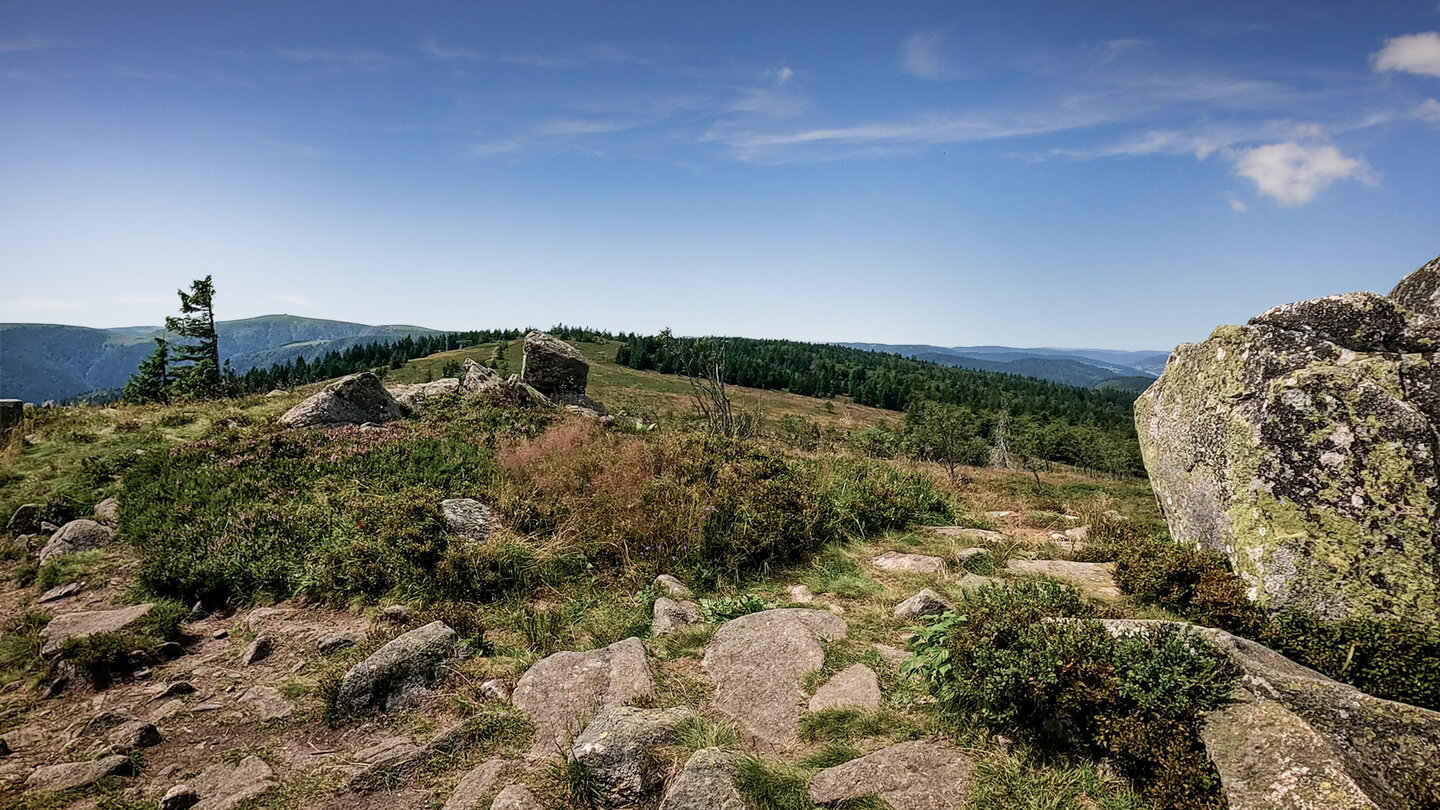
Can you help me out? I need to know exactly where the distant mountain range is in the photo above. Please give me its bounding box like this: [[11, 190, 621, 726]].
[[0, 315, 438, 403], [840, 343, 1171, 391]]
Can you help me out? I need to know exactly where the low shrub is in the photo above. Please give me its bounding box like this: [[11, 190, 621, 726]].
[[907, 583, 1234, 810], [1112, 536, 1261, 632], [700, 594, 773, 622]]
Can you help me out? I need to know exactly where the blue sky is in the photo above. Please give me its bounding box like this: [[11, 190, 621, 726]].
[[2, 1, 1438, 350]]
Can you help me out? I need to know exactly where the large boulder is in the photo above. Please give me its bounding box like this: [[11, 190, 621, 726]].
[[1136, 255, 1440, 627], [701, 608, 847, 749], [808, 740, 974, 810], [334, 621, 457, 714], [389, 377, 461, 413], [1100, 619, 1440, 809], [38, 519, 114, 566], [511, 636, 655, 754], [571, 705, 689, 805], [521, 331, 589, 400], [278, 373, 406, 428]]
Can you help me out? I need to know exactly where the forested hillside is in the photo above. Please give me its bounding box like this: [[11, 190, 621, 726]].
[[615, 334, 1144, 475]]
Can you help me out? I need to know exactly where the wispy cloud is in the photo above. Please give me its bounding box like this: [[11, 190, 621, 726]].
[[1228, 139, 1376, 205], [900, 32, 961, 81], [260, 138, 331, 159], [0, 32, 48, 53], [273, 47, 397, 71], [1226, 193, 1248, 212], [1415, 98, 1440, 124], [1371, 32, 1440, 78], [272, 293, 313, 309], [1, 297, 87, 313]]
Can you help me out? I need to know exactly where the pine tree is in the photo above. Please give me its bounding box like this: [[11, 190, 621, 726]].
[[124, 338, 171, 403], [165, 275, 223, 398]]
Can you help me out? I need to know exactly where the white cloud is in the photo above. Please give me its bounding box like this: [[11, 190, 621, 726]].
[[1226, 194, 1248, 212], [260, 138, 331, 159], [1229, 140, 1376, 205], [1371, 32, 1440, 78], [901, 32, 959, 81], [1414, 98, 1440, 124], [769, 65, 794, 85]]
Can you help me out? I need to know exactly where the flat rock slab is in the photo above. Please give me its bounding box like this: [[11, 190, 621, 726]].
[[809, 664, 881, 713], [702, 608, 847, 750], [26, 754, 130, 792], [442, 758, 518, 810], [809, 740, 974, 810], [190, 755, 276, 810], [1006, 560, 1120, 599], [40, 603, 153, 656], [660, 747, 744, 810], [870, 551, 945, 574], [927, 526, 1004, 542], [512, 636, 655, 754]]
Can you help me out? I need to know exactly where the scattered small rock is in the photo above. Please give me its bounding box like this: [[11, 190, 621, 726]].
[[161, 785, 199, 810], [928, 526, 1004, 542], [379, 604, 413, 624], [651, 597, 703, 637], [156, 641, 184, 659], [875, 643, 909, 668], [212, 630, 228, 640], [655, 574, 692, 597], [871, 551, 945, 574], [93, 497, 119, 525], [984, 511, 1016, 519], [479, 679, 511, 703], [809, 664, 881, 713], [107, 720, 161, 750], [237, 685, 293, 722], [787, 584, 815, 603], [239, 635, 273, 666], [244, 607, 293, 633], [894, 589, 953, 619]]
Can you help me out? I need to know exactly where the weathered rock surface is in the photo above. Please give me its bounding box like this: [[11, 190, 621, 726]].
[[651, 596, 702, 636], [40, 602, 153, 656], [107, 719, 161, 749], [870, 551, 945, 574], [512, 636, 655, 754], [459, 359, 501, 394], [702, 608, 847, 749], [490, 785, 545, 810], [1006, 559, 1120, 599], [38, 518, 114, 566], [655, 574, 692, 597], [93, 497, 119, 525], [808, 663, 881, 712], [660, 747, 744, 810], [389, 378, 461, 413], [279, 373, 406, 428], [441, 758, 517, 810], [521, 331, 589, 400], [572, 705, 689, 805], [1101, 619, 1440, 809], [809, 740, 974, 810], [26, 754, 131, 792], [1136, 255, 1440, 626], [239, 635, 272, 665], [5, 503, 42, 535], [893, 588, 952, 619], [189, 755, 276, 810], [37, 582, 82, 603], [440, 498, 494, 541], [238, 685, 293, 721], [317, 630, 364, 654], [334, 620, 457, 714], [928, 526, 1003, 542]]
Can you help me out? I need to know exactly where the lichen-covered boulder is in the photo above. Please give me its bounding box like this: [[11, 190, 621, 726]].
[[440, 498, 494, 542], [389, 378, 460, 413], [459, 359, 500, 393], [38, 518, 114, 566], [1136, 255, 1440, 628], [521, 331, 589, 399], [278, 373, 406, 428]]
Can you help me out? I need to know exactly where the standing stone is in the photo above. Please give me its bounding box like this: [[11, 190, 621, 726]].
[[511, 636, 656, 754], [809, 740, 974, 810], [440, 498, 494, 541], [334, 621, 457, 715], [651, 597, 702, 636], [38, 519, 114, 566], [278, 373, 406, 428], [808, 664, 881, 713], [660, 748, 744, 810], [701, 608, 847, 750], [1137, 256, 1440, 627], [571, 706, 690, 805], [40, 603, 154, 656], [521, 331, 589, 400]]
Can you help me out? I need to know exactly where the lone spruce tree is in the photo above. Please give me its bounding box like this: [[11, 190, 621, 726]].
[[123, 337, 170, 403], [165, 275, 223, 398]]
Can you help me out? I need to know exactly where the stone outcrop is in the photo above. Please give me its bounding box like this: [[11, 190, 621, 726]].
[[521, 331, 589, 400], [40, 602, 154, 656], [1136, 255, 1440, 627], [279, 373, 406, 428], [459, 359, 500, 393], [571, 705, 689, 805], [511, 636, 655, 754], [1101, 619, 1440, 809], [38, 518, 114, 566], [660, 748, 744, 810], [808, 740, 974, 810], [808, 663, 881, 712], [389, 378, 460, 413], [334, 620, 457, 714], [702, 608, 847, 749]]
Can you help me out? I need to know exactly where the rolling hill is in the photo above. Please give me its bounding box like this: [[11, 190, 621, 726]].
[[0, 315, 438, 403], [841, 343, 1170, 388]]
